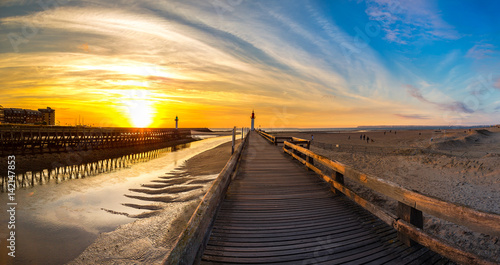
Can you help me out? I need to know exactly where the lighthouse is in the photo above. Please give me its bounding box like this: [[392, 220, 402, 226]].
[[250, 110, 255, 131], [175, 116, 178, 129]]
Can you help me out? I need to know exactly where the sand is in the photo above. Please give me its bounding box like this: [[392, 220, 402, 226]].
[[69, 139, 241, 265], [274, 126, 500, 261]]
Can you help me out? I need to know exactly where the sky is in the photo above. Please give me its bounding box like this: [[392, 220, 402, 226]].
[[1, 0, 499, 128]]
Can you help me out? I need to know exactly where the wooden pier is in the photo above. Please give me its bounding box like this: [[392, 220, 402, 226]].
[[201, 132, 449, 264], [166, 131, 499, 265], [0, 125, 192, 156]]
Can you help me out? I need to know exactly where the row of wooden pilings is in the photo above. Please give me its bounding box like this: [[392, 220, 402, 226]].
[[1, 144, 187, 192]]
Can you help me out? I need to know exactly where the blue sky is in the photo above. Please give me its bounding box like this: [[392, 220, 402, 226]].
[[0, 0, 499, 127]]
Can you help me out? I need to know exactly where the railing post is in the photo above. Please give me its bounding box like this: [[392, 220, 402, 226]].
[[306, 155, 314, 171], [331, 171, 344, 195], [231, 126, 235, 155], [397, 202, 423, 247]]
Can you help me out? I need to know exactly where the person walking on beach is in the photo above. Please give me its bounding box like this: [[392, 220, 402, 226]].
[[366, 136, 370, 143], [360, 134, 362, 140], [311, 134, 314, 141]]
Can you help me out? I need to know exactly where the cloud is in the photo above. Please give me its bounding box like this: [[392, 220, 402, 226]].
[[365, 0, 460, 44], [466, 43, 496, 59], [394, 114, 429, 119], [406, 85, 474, 113]]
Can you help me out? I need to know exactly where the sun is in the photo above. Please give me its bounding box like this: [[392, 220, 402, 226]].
[[128, 100, 154, 127], [120, 90, 156, 128]]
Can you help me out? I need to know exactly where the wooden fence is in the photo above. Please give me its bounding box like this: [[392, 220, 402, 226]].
[[278, 138, 499, 265]]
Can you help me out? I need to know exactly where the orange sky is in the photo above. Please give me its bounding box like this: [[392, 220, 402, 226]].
[[1, 1, 499, 128]]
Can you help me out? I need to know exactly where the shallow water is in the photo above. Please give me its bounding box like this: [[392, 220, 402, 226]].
[[0, 136, 232, 265]]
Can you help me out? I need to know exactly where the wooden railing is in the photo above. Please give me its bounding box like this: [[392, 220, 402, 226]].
[[163, 131, 250, 265], [281, 139, 499, 265], [256, 130, 310, 148]]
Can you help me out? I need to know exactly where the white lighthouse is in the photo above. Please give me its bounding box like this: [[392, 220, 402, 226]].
[[175, 116, 178, 129], [250, 110, 255, 131]]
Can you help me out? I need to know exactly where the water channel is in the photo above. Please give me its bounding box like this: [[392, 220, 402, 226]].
[[0, 136, 232, 264]]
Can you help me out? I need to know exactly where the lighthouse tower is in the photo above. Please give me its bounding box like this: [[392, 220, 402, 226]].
[[175, 116, 178, 129], [250, 110, 255, 131]]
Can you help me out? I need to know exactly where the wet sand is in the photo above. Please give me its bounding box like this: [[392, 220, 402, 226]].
[[274, 126, 500, 261], [69, 139, 241, 265]]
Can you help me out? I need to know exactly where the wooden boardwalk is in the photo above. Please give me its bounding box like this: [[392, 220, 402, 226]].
[[200, 132, 451, 264]]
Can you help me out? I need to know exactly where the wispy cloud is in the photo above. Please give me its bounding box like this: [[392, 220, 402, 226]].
[[466, 43, 496, 59], [394, 114, 430, 119], [365, 0, 460, 44], [406, 84, 474, 113], [1, 0, 498, 127]]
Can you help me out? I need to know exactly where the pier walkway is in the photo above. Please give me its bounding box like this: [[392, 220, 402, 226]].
[[199, 132, 450, 264]]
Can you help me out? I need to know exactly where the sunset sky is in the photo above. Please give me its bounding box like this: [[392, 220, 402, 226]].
[[1, 0, 499, 128]]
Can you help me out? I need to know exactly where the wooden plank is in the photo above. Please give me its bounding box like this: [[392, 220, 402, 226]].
[[162, 133, 249, 265], [199, 132, 449, 264]]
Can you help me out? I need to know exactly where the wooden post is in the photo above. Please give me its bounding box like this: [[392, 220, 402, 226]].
[[397, 202, 423, 247], [331, 171, 344, 195], [306, 155, 314, 171], [231, 126, 235, 155]]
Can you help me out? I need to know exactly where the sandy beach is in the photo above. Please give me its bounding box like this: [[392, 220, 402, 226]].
[[69, 139, 241, 265], [274, 126, 500, 261]]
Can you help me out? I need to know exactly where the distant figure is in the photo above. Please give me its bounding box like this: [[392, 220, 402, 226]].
[[311, 134, 314, 141], [348, 135, 351, 140], [384, 131, 386, 135], [419, 132, 421, 135], [366, 136, 370, 143], [360, 134, 362, 140], [389, 130, 392, 133], [363, 135, 365, 140], [395, 131, 397, 134]]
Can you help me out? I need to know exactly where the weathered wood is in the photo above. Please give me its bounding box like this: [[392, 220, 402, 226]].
[[397, 202, 423, 247], [395, 220, 498, 265], [331, 171, 344, 195], [284, 139, 495, 265], [200, 132, 448, 264], [0, 125, 194, 156], [283, 141, 500, 237], [163, 132, 249, 265]]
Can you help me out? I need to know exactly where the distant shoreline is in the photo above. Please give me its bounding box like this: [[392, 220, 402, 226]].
[[257, 124, 498, 133]]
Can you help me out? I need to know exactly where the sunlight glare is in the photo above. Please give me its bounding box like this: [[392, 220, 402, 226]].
[[121, 90, 156, 128]]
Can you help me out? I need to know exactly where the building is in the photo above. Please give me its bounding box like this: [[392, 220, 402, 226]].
[[0, 106, 54, 125], [25, 109, 43, 124], [4, 108, 25, 124], [38, 107, 56, 125]]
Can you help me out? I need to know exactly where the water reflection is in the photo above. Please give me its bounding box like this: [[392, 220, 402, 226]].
[[0, 136, 232, 265], [1, 143, 191, 192]]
